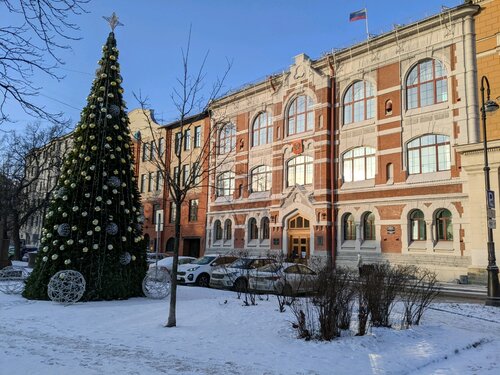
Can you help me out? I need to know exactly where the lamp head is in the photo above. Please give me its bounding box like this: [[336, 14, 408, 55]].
[[484, 99, 500, 114]]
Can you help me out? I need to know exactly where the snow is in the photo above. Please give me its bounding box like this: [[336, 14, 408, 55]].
[[0, 286, 499, 374]]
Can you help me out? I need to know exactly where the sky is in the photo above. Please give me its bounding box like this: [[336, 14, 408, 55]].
[[4, 0, 464, 130]]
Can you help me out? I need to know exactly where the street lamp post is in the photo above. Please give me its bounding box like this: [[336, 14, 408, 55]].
[[480, 75, 500, 307]]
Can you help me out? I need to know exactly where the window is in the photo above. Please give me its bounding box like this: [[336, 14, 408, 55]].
[[249, 218, 258, 240], [194, 126, 201, 148], [219, 123, 236, 154], [173, 166, 180, 184], [250, 165, 272, 192], [217, 171, 235, 197], [150, 140, 155, 160], [261, 217, 270, 240], [363, 212, 375, 240], [158, 138, 165, 157], [140, 174, 146, 192], [156, 170, 163, 191], [252, 112, 273, 146], [289, 216, 310, 229], [343, 147, 376, 182], [410, 209, 426, 241], [189, 199, 198, 222], [175, 132, 182, 155], [407, 59, 447, 109], [343, 81, 375, 125], [343, 213, 356, 240], [193, 162, 200, 185], [287, 95, 315, 135], [287, 155, 313, 186], [407, 134, 450, 175], [184, 129, 191, 151], [224, 219, 232, 240], [142, 143, 148, 162], [436, 209, 453, 241], [214, 220, 223, 241], [148, 172, 153, 192], [169, 202, 177, 223], [152, 204, 160, 224], [182, 165, 190, 186]]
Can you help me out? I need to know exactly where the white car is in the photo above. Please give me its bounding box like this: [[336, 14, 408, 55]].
[[148, 256, 196, 274], [210, 257, 275, 292], [177, 254, 238, 287], [248, 262, 318, 296]]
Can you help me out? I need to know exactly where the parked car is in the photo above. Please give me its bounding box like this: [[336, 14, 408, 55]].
[[146, 252, 167, 264], [177, 254, 238, 287], [248, 262, 318, 296], [148, 256, 196, 274], [21, 246, 38, 262], [210, 257, 275, 292]]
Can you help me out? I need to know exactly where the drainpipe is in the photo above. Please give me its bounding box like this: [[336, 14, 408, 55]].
[[329, 56, 337, 268]]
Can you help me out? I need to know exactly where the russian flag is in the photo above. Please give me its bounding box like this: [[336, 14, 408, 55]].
[[349, 9, 367, 22]]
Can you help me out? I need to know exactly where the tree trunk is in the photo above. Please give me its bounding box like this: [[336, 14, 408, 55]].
[[166, 201, 182, 327], [12, 211, 22, 261]]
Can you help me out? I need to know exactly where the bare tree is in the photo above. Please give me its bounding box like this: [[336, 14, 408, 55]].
[[0, 0, 89, 126], [135, 30, 231, 327], [0, 122, 68, 259]]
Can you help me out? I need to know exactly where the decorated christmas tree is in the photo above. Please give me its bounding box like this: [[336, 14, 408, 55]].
[[23, 14, 147, 301]]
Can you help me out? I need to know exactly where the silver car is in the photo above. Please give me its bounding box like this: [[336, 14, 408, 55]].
[[248, 262, 318, 295]]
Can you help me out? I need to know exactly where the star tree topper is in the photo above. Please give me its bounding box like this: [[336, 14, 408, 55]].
[[103, 12, 124, 31]]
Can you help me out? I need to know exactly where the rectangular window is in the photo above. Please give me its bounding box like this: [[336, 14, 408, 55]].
[[189, 199, 199, 222], [184, 129, 191, 151], [182, 164, 190, 186], [150, 140, 155, 160], [148, 172, 153, 192], [156, 170, 163, 191], [173, 166, 179, 184], [408, 149, 420, 174], [193, 162, 200, 185], [158, 138, 165, 157], [175, 132, 182, 155], [142, 143, 148, 162], [194, 126, 201, 148], [169, 202, 177, 223], [140, 174, 146, 192]]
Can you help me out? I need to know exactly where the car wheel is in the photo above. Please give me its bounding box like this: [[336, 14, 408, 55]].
[[234, 278, 248, 293], [282, 284, 293, 297], [197, 273, 210, 288]]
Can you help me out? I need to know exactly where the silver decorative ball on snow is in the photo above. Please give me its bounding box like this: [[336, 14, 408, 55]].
[[107, 176, 121, 188], [0, 266, 29, 294], [109, 104, 120, 117], [106, 222, 119, 235], [142, 269, 171, 299], [119, 252, 132, 265], [57, 223, 71, 237], [47, 270, 86, 304]]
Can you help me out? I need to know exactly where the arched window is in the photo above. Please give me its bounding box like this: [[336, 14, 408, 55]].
[[219, 123, 236, 154], [289, 215, 310, 229], [224, 219, 232, 241], [343, 147, 376, 182], [436, 209, 453, 241], [410, 210, 426, 241], [251, 165, 272, 192], [214, 220, 223, 241], [249, 218, 258, 240], [407, 134, 450, 175], [343, 213, 356, 241], [287, 155, 313, 186], [407, 59, 447, 109], [287, 95, 315, 135], [261, 217, 270, 240], [252, 112, 273, 147], [363, 212, 375, 240], [343, 81, 375, 125], [165, 237, 175, 252], [216, 171, 235, 197]]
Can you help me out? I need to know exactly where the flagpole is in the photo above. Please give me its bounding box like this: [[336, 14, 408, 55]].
[[364, 7, 370, 39]]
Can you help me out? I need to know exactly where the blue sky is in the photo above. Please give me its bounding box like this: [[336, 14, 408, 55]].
[[5, 0, 463, 129]]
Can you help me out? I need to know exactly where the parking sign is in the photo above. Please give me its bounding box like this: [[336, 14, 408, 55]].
[[487, 190, 495, 209]]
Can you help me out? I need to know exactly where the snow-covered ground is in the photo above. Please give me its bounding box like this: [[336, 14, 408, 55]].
[[0, 286, 499, 375]]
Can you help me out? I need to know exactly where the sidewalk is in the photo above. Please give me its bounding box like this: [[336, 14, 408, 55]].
[[438, 281, 487, 300]]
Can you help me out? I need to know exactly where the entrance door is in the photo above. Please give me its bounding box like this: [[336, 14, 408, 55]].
[[183, 238, 201, 258], [287, 215, 311, 260]]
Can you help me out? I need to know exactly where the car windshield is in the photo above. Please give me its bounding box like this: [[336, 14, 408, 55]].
[[258, 263, 281, 273], [191, 256, 216, 265], [228, 258, 254, 269]]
